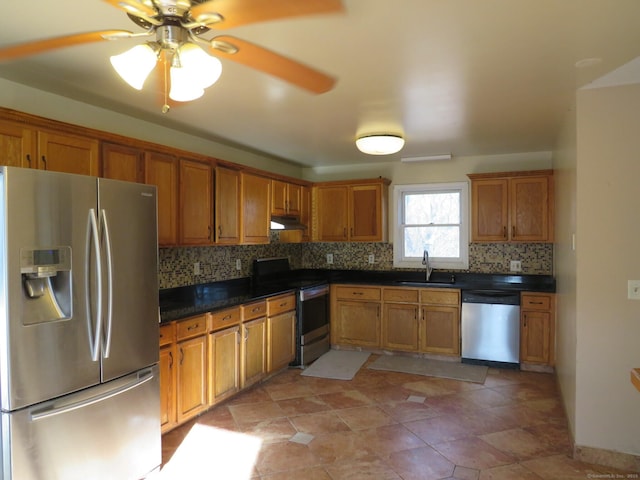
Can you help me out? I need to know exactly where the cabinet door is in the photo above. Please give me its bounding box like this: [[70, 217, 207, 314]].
[[317, 185, 349, 241], [510, 176, 550, 242], [268, 310, 295, 373], [144, 152, 178, 246], [287, 183, 301, 216], [350, 184, 382, 241], [37, 131, 99, 176], [333, 301, 381, 347], [0, 121, 35, 168], [215, 166, 241, 244], [241, 173, 271, 244], [520, 310, 551, 364], [241, 317, 266, 388], [176, 335, 207, 422], [471, 178, 509, 241], [271, 180, 288, 216], [382, 303, 419, 351], [300, 185, 311, 241], [209, 326, 240, 405], [420, 306, 460, 355], [179, 158, 213, 245], [159, 344, 176, 433], [101, 142, 142, 182]]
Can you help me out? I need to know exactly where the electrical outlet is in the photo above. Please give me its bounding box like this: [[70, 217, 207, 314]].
[[510, 260, 522, 272], [235, 259, 241, 271], [628, 280, 640, 300], [193, 262, 201, 275], [326, 253, 334, 265], [368, 254, 375, 264]]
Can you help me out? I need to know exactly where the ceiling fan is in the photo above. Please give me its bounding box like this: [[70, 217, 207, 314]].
[[0, 0, 343, 110]]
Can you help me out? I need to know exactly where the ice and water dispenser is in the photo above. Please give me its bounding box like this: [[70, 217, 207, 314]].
[[20, 246, 72, 324]]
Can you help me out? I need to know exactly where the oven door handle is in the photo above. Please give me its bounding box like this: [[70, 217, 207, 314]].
[[299, 285, 329, 301]]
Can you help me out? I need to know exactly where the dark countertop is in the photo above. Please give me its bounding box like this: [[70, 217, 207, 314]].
[[159, 270, 555, 323]]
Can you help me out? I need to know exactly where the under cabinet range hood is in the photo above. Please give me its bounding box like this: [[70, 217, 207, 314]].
[[270, 216, 307, 230]]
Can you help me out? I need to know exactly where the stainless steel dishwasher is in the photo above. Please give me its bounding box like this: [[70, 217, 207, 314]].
[[461, 290, 520, 367]]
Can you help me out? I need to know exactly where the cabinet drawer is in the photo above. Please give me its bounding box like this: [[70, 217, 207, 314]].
[[176, 315, 208, 340], [420, 288, 460, 306], [383, 287, 419, 303], [242, 300, 267, 321], [334, 285, 381, 301], [210, 307, 241, 331], [159, 322, 175, 347], [521, 293, 552, 311], [267, 293, 296, 316]]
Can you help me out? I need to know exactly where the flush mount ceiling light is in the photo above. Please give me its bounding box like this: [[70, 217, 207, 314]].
[[355, 134, 405, 155]]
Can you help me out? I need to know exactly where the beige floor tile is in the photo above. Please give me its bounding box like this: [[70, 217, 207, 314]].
[[480, 428, 559, 460], [404, 414, 473, 445], [260, 466, 332, 480], [276, 395, 331, 416], [317, 389, 373, 409], [228, 400, 286, 425], [336, 405, 396, 430], [256, 441, 322, 476], [324, 455, 402, 480], [264, 381, 315, 401], [386, 445, 456, 480], [432, 437, 517, 470], [307, 430, 377, 464], [289, 410, 351, 435], [478, 462, 544, 479], [356, 423, 425, 455]]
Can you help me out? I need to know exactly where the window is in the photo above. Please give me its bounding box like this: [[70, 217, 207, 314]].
[[393, 182, 469, 270]]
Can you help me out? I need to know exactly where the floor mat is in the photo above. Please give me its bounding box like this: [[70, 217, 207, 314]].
[[367, 355, 488, 384], [301, 349, 370, 380]]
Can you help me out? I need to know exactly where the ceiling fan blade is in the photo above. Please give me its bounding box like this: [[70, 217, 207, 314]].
[[210, 35, 336, 94], [102, 0, 157, 17], [191, 0, 344, 29], [0, 30, 134, 62]]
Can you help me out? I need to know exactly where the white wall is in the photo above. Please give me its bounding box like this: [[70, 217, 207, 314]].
[[0, 78, 303, 178], [552, 103, 578, 435], [575, 83, 640, 456]]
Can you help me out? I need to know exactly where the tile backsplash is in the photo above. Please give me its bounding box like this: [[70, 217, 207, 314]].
[[159, 241, 553, 289]]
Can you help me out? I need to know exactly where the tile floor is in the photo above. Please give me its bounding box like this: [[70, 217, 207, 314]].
[[160, 355, 636, 479]]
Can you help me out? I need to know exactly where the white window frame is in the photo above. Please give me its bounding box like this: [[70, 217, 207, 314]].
[[392, 181, 469, 270]]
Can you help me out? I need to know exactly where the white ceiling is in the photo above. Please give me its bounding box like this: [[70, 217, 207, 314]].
[[1, 0, 639, 168]]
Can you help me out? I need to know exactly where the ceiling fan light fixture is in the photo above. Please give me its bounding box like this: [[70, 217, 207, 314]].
[[110, 43, 158, 90], [356, 134, 405, 155]]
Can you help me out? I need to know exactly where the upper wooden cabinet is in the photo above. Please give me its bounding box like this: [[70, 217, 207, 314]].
[[0, 121, 36, 168], [215, 165, 241, 244], [271, 180, 302, 217], [241, 172, 271, 244], [101, 142, 143, 182], [179, 158, 214, 245], [145, 151, 178, 246], [315, 178, 390, 242], [468, 170, 554, 243]]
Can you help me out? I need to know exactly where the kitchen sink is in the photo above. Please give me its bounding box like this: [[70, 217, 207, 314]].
[[393, 275, 456, 287]]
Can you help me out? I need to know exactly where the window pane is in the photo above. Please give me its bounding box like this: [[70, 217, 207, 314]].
[[404, 226, 460, 258], [404, 192, 460, 224]]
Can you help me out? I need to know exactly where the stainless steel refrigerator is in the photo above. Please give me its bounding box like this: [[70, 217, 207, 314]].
[[0, 167, 161, 479]]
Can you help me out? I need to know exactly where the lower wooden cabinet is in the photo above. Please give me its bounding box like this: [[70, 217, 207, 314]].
[[383, 303, 419, 351], [241, 317, 267, 388], [176, 332, 208, 423], [332, 285, 382, 347], [419, 289, 460, 356], [267, 293, 296, 373], [208, 325, 240, 405], [520, 292, 555, 366], [159, 323, 176, 434]]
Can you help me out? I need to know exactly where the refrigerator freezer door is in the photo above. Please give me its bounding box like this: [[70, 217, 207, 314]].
[[1, 366, 161, 480], [0, 168, 101, 411], [97, 178, 159, 382]]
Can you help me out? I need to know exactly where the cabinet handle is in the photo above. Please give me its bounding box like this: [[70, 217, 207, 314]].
[[179, 347, 184, 365], [343, 227, 347, 238], [26, 154, 31, 166], [208, 225, 213, 242], [523, 314, 527, 328], [279, 302, 287, 307], [512, 226, 516, 237], [236, 331, 240, 345], [530, 301, 544, 305], [218, 225, 222, 237], [223, 314, 232, 321], [41, 155, 47, 169], [352, 292, 364, 296], [187, 323, 199, 331], [169, 351, 174, 368], [251, 306, 261, 312], [503, 226, 507, 239]]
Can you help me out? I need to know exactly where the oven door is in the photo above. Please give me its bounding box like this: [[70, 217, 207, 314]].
[[296, 285, 330, 366]]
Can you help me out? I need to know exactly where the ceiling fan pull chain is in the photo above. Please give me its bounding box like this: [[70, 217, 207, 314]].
[[162, 53, 170, 114]]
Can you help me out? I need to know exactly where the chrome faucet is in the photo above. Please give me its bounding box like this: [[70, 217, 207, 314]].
[[422, 249, 433, 281]]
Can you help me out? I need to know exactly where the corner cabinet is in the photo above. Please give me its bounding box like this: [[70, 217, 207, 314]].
[[520, 292, 555, 369], [314, 178, 390, 242], [468, 170, 554, 242]]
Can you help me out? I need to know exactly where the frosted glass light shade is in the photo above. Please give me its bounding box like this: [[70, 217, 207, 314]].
[[169, 66, 205, 102], [178, 43, 222, 88], [110, 44, 157, 90], [356, 134, 405, 155]]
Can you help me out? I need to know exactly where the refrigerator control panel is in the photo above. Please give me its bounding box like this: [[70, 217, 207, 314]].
[[20, 247, 71, 277]]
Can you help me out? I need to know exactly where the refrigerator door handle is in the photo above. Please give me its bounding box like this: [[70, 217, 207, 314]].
[[86, 209, 103, 362], [100, 209, 114, 359], [30, 369, 155, 421]]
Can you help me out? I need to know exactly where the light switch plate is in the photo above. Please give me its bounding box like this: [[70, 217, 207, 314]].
[[368, 254, 375, 264], [326, 253, 334, 265], [235, 259, 241, 271], [510, 260, 522, 272], [193, 262, 201, 275], [628, 280, 640, 300]]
